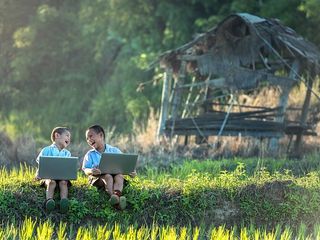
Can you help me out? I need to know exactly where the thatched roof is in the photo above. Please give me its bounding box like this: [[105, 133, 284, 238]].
[[158, 13, 320, 91]]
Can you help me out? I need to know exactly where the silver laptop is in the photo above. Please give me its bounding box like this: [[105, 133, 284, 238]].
[[38, 156, 79, 180], [99, 153, 138, 174]]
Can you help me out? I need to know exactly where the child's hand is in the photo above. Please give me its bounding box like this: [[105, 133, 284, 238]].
[[34, 170, 40, 181], [92, 168, 101, 175], [34, 176, 41, 181], [129, 170, 137, 178]]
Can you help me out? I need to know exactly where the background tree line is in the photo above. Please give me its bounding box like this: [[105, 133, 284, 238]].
[[0, 0, 319, 143]]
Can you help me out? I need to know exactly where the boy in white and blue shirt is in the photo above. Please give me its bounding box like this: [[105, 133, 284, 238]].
[[82, 125, 136, 210], [36, 126, 72, 213]]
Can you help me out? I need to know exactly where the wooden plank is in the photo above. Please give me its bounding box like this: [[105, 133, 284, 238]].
[[172, 113, 279, 122], [165, 122, 284, 129], [201, 112, 281, 120], [176, 77, 226, 89], [166, 117, 283, 127], [166, 119, 283, 127], [166, 125, 283, 132], [208, 102, 279, 110], [164, 129, 284, 138]]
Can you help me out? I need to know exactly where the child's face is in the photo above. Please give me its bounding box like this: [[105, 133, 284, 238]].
[[86, 129, 104, 150], [54, 131, 71, 149]]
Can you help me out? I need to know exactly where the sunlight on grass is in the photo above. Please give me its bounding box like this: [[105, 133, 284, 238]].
[[0, 212, 320, 239], [1, 164, 36, 184], [57, 222, 67, 240], [36, 221, 54, 239], [96, 225, 112, 240], [19, 217, 35, 240]]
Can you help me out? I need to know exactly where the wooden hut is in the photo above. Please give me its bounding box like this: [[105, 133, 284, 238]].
[[156, 13, 320, 154]]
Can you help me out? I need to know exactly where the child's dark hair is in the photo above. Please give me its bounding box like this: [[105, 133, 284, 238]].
[[51, 127, 70, 142], [87, 125, 105, 140]]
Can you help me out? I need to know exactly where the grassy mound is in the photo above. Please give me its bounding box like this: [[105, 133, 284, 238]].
[[1, 157, 320, 230]]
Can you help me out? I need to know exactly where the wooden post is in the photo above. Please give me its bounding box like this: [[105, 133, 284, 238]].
[[184, 135, 189, 146], [293, 74, 314, 156], [170, 61, 186, 139], [181, 76, 196, 145], [269, 60, 299, 152], [157, 68, 172, 139], [196, 75, 211, 144], [195, 104, 206, 144]]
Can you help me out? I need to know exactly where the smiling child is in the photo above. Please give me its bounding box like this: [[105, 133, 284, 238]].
[[36, 126, 72, 213]]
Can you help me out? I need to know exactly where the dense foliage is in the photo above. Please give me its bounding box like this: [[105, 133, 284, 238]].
[[0, 0, 320, 141]]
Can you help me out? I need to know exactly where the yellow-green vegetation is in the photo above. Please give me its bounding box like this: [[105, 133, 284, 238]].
[[1, 157, 320, 238], [1, 218, 320, 239]]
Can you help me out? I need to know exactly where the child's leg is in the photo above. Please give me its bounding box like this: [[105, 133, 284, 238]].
[[112, 174, 126, 210], [44, 179, 56, 211], [58, 180, 69, 213], [101, 174, 114, 195], [113, 174, 124, 193], [59, 180, 68, 199], [45, 179, 56, 199]]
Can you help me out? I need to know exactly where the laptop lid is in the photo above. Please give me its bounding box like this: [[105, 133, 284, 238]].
[[99, 153, 138, 175], [38, 156, 79, 180]]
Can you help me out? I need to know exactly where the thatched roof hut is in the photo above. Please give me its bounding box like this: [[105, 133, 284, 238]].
[[157, 13, 320, 153]]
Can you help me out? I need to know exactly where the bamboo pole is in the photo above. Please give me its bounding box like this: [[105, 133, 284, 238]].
[[157, 68, 172, 139], [181, 76, 196, 118]]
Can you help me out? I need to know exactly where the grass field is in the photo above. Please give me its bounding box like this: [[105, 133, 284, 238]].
[[1, 155, 320, 239]]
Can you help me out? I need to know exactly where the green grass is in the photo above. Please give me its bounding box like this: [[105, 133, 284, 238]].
[[1, 155, 320, 238], [1, 218, 320, 239], [153, 152, 320, 177]]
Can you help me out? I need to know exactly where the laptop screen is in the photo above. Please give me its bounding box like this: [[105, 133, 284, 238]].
[[38, 156, 79, 180], [99, 153, 138, 175]]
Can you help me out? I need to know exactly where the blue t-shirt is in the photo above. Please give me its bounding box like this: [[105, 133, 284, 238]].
[[36, 143, 71, 163], [82, 144, 121, 170]]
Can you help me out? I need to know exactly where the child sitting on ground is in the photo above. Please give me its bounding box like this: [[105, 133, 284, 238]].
[[82, 124, 136, 210], [36, 126, 72, 213]]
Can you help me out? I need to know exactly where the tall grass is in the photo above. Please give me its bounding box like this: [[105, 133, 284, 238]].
[[1, 218, 320, 239], [0, 163, 35, 182], [57, 222, 67, 240]]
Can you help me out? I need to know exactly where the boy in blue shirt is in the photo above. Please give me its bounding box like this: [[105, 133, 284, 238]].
[[82, 125, 136, 210], [36, 126, 72, 213]]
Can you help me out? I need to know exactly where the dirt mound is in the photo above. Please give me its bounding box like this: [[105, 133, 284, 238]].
[[241, 180, 293, 202]]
